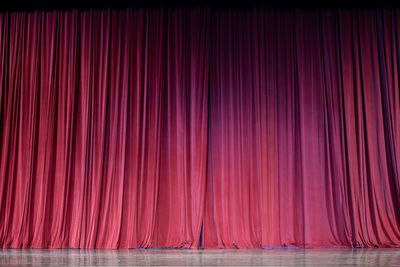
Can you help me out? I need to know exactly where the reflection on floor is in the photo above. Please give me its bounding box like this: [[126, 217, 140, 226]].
[[1, 248, 400, 266]]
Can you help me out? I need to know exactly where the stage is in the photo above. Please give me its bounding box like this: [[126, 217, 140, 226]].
[[1, 2, 400, 267], [1, 248, 399, 266]]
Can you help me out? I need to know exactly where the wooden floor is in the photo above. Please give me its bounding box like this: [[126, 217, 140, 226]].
[[1, 248, 400, 266]]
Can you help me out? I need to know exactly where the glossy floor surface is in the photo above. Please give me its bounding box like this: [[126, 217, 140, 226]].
[[0, 248, 400, 266]]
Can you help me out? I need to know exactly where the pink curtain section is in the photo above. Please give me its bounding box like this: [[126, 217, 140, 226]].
[[0, 9, 209, 249], [0, 8, 399, 248]]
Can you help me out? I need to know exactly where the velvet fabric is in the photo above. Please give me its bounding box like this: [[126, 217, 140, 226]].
[[0, 8, 399, 248]]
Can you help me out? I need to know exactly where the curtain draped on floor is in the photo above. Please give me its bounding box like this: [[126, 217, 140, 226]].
[[0, 8, 399, 248]]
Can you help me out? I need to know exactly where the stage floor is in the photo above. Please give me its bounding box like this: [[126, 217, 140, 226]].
[[0, 248, 400, 266]]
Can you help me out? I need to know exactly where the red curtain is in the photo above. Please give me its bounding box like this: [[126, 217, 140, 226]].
[[0, 8, 399, 249]]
